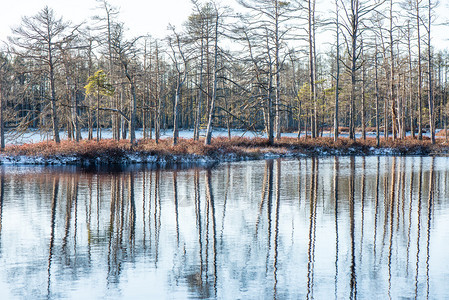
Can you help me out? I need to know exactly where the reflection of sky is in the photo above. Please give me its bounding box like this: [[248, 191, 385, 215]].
[[0, 157, 448, 298]]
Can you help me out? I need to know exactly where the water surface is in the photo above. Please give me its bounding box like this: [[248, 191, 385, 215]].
[[0, 157, 448, 299]]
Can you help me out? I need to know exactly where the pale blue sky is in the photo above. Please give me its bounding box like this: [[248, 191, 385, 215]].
[[1, 0, 448, 50], [1, 0, 193, 40]]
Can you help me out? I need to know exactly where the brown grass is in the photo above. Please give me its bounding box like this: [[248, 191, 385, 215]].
[[436, 129, 449, 137], [3, 136, 449, 163], [5, 139, 132, 158]]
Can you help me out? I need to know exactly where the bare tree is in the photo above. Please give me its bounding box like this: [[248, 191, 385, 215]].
[[307, 0, 318, 138], [188, 0, 210, 141], [340, 0, 383, 140], [415, 0, 424, 139], [334, 0, 341, 141], [425, 0, 437, 143], [204, 4, 221, 146], [9, 6, 78, 143], [389, 0, 399, 140], [93, 0, 120, 140], [375, 39, 381, 146], [154, 41, 164, 144], [110, 23, 141, 145], [0, 52, 10, 149], [238, 0, 296, 140], [168, 27, 190, 146]]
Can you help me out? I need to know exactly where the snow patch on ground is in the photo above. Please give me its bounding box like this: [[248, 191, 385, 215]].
[[7, 128, 439, 146], [0, 145, 430, 167], [6, 128, 264, 145]]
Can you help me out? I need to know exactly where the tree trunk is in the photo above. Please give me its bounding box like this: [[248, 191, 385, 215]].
[[267, 74, 274, 145], [129, 80, 137, 145], [155, 44, 161, 144], [349, 0, 357, 141], [427, 0, 435, 144], [96, 90, 100, 142], [173, 82, 181, 145], [417, 0, 423, 140], [48, 50, 60, 143], [121, 88, 127, 140], [88, 100, 93, 140], [205, 13, 219, 146], [194, 33, 204, 141], [308, 0, 316, 139], [401, 74, 406, 139], [274, 0, 282, 140], [298, 101, 302, 139], [0, 80, 4, 150], [361, 46, 366, 140], [375, 42, 380, 146], [333, 0, 340, 142], [407, 21, 415, 139], [389, 0, 398, 140]]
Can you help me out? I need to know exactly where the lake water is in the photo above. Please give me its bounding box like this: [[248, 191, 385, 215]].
[[0, 157, 448, 299]]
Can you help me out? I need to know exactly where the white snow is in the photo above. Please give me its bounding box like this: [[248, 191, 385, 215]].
[[5, 127, 440, 145], [5, 128, 264, 145]]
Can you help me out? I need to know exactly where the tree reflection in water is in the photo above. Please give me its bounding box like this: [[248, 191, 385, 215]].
[[0, 157, 446, 299]]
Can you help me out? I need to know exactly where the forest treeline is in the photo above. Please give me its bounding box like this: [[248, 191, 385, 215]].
[[0, 0, 447, 148]]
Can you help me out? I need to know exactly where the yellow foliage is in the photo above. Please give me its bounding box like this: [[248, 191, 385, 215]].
[[84, 70, 115, 97]]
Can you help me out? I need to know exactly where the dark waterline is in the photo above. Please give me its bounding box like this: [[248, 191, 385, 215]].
[[0, 157, 448, 299]]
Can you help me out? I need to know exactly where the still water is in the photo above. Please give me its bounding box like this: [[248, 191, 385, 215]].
[[0, 157, 448, 299]]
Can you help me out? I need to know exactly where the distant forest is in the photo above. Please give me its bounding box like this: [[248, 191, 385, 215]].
[[0, 0, 447, 148]]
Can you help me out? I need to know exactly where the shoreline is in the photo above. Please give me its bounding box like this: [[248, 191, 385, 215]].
[[1, 136, 448, 166]]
